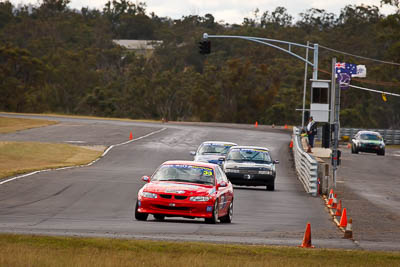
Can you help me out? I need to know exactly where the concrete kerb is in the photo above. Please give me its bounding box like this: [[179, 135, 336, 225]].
[[0, 128, 167, 186]]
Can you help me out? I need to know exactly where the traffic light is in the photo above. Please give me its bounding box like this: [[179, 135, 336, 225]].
[[331, 150, 341, 166], [322, 123, 330, 148], [199, 40, 211, 54]]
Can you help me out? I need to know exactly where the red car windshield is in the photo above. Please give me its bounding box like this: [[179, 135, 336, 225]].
[[152, 164, 215, 185]]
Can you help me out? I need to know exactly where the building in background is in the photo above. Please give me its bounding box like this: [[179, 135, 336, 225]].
[[113, 40, 163, 58]]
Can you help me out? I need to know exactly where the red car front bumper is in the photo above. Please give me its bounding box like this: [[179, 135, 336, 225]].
[[137, 196, 214, 218]]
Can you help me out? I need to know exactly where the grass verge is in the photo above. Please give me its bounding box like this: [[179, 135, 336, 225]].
[[0, 112, 160, 124], [0, 117, 58, 134], [0, 234, 399, 267], [0, 142, 104, 179]]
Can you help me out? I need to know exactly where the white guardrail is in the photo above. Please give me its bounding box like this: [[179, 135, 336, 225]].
[[340, 128, 400, 145], [316, 127, 400, 145], [292, 127, 318, 197]]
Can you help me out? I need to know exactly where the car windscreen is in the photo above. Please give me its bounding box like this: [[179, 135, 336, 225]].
[[152, 164, 215, 185], [360, 134, 382, 141], [226, 148, 272, 163], [198, 143, 235, 155]]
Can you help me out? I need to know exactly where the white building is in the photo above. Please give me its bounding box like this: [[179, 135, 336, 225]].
[[113, 40, 163, 57]]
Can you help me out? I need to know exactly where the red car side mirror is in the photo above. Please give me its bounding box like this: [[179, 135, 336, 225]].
[[141, 176, 150, 183], [217, 181, 227, 190]]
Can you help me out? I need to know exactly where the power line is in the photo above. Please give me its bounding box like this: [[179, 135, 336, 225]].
[[349, 84, 400, 98], [352, 77, 400, 87], [318, 44, 400, 66]]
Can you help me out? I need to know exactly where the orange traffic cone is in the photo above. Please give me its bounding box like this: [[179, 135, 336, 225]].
[[255, 121, 258, 128], [334, 200, 342, 216], [339, 208, 348, 227], [327, 189, 334, 206], [347, 143, 351, 149], [330, 194, 338, 209], [289, 140, 293, 148], [344, 218, 353, 239], [129, 131, 133, 140], [284, 124, 288, 129], [299, 223, 315, 248]]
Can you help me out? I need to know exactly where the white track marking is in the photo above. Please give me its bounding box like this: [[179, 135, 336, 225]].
[[0, 128, 167, 185]]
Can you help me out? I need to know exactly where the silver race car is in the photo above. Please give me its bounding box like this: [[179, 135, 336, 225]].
[[191, 141, 237, 167]]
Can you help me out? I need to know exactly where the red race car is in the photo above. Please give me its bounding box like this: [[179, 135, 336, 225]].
[[135, 160, 234, 223]]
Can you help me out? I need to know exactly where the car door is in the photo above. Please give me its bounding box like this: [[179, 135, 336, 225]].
[[221, 167, 233, 202], [215, 166, 230, 215]]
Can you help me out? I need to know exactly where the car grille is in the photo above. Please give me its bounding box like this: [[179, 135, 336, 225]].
[[159, 194, 188, 200], [238, 168, 259, 174], [153, 205, 190, 211]]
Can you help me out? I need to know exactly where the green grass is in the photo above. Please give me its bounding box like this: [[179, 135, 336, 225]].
[[0, 116, 104, 179], [0, 141, 104, 179], [0, 234, 399, 266], [0, 117, 57, 133]]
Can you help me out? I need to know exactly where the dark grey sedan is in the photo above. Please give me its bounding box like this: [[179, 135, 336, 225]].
[[222, 146, 279, 191]]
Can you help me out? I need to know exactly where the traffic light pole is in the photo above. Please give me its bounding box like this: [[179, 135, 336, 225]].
[[202, 33, 342, 188], [202, 33, 319, 128], [202, 33, 319, 80]]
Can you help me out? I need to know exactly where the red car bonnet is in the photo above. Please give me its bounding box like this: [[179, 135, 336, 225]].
[[143, 181, 213, 195]]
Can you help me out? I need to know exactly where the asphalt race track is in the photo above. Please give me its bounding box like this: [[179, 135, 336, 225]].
[[0, 114, 363, 249]]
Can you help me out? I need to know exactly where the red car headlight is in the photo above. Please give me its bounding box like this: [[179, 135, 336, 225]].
[[189, 196, 210, 202], [141, 192, 158, 199]]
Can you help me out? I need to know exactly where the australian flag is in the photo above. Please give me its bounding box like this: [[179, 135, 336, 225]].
[[335, 62, 357, 75]]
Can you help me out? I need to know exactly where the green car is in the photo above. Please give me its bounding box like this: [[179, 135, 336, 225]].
[[351, 131, 385, 156]]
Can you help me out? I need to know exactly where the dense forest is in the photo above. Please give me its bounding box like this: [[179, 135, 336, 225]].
[[1, 0, 400, 128]]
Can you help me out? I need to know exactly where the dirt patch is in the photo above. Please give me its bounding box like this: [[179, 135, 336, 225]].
[[81, 145, 106, 152], [334, 185, 400, 242]]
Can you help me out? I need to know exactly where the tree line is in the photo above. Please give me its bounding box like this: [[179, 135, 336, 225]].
[[1, 0, 399, 128]]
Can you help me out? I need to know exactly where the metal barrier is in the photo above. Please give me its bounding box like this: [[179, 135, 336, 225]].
[[292, 127, 318, 196], [340, 128, 400, 145]]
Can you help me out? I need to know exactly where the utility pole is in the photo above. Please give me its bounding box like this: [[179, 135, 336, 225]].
[[313, 43, 319, 80], [331, 58, 340, 188], [330, 59, 336, 124], [301, 42, 310, 129]]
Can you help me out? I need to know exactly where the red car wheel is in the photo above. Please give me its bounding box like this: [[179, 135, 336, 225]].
[[205, 200, 219, 224], [135, 201, 148, 221], [220, 201, 233, 223]]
